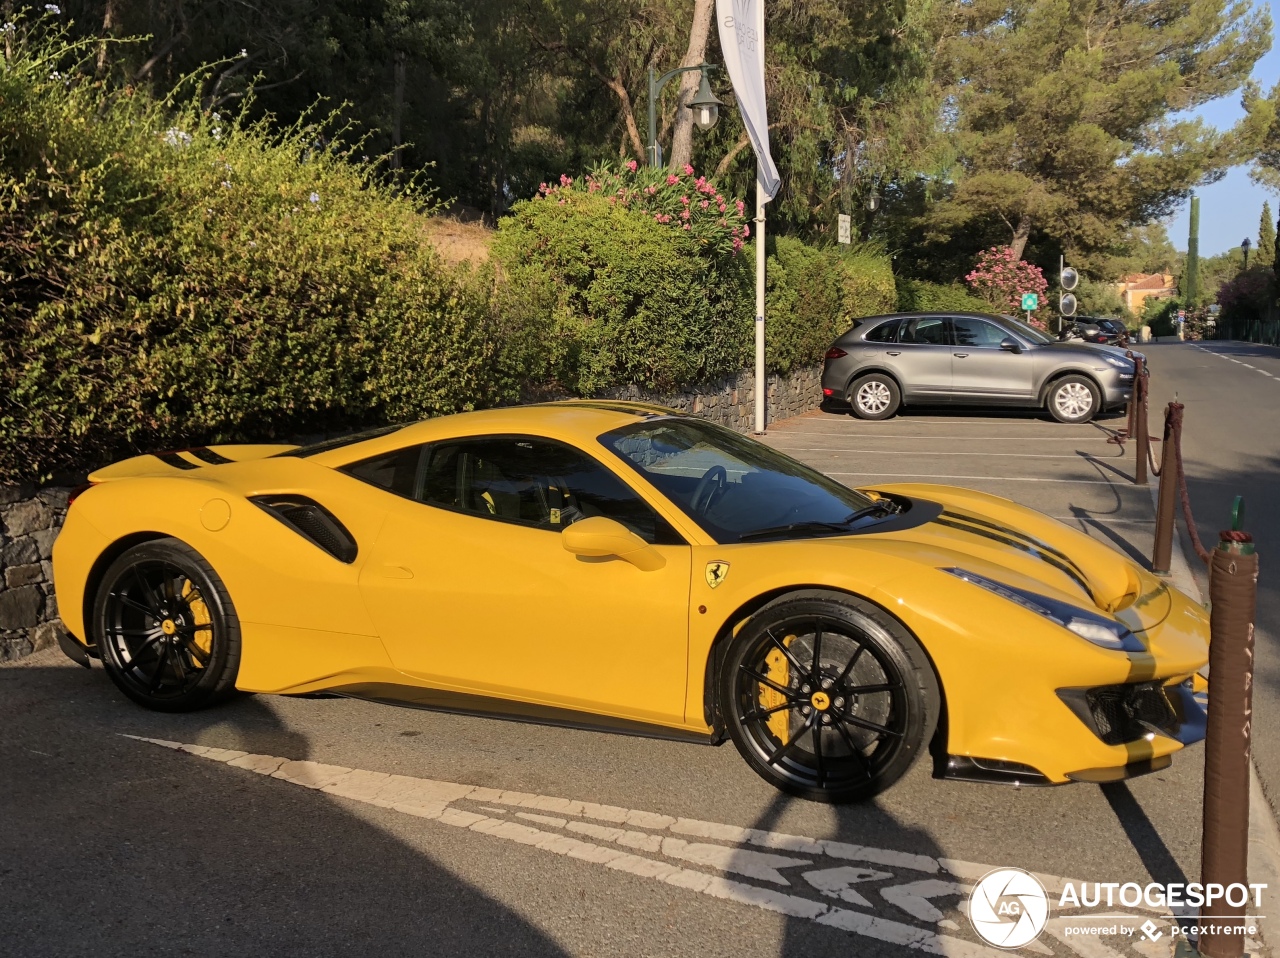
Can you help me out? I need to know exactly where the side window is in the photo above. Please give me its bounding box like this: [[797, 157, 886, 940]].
[[417, 437, 683, 545], [951, 317, 1008, 347], [342, 445, 428, 499], [898, 317, 948, 345], [863, 319, 901, 343]]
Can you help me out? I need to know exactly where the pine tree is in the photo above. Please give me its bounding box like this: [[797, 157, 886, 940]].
[[1259, 202, 1277, 267]]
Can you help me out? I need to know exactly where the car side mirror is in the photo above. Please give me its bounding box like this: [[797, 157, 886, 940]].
[[562, 516, 665, 572], [999, 337, 1021, 353]]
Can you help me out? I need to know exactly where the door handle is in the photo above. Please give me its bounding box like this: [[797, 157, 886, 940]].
[[954, 353, 969, 358], [887, 350, 901, 356], [377, 564, 414, 579]]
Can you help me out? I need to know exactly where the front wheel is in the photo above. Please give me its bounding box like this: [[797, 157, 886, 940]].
[[720, 591, 939, 803], [92, 538, 241, 712], [1047, 375, 1100, 424]]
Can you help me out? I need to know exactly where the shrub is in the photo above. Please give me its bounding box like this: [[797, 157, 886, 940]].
[[1, 19, 501, 483], [766, 239, 895, 373], [491, 191, 752, 394], [895, 278, 990, 313], [965, 246, 1049, 327]]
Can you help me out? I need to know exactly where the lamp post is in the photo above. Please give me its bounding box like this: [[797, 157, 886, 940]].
[[646, 63, 722, 167], [865, 191, 881, 213], [1242, 236, 1252, 272]]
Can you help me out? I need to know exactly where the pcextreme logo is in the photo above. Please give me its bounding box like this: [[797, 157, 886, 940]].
[[969, 868, 1050, 948]]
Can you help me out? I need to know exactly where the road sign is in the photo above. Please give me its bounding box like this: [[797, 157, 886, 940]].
[[1177, 309, 1186, 322], [1021, 293, 1039, 311], [837, 214, 851, 245]]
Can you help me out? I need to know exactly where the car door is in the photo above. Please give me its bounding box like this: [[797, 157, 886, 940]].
[[892, 315, 953, 399], [352, 435, 693, 724], [949, 316, 1035, 402]]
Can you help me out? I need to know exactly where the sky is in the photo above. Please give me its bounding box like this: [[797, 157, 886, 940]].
[[1165, 6, 1280, 256]]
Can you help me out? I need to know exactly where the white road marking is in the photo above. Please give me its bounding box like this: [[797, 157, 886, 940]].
[[127, 736, 1190, 957], [767, 433, 1102, 441], [827, 472, 1125, 485], [762, 448, 1118, 460]]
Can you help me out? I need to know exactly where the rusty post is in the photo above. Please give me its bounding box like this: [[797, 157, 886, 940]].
[[1198, 502, 1258, 958], [1152, 403, 1178, 574], [1134, 356, 1148, 486]]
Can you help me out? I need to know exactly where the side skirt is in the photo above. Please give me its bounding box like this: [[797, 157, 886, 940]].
[[325, 682, 718, 746]]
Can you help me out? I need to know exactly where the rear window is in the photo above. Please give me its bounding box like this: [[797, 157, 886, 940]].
[[277, 424, 404, 458], [863, 319, 900, 343]]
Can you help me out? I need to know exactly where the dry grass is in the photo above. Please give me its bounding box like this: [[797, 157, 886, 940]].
[[422, 216, 495, 267]]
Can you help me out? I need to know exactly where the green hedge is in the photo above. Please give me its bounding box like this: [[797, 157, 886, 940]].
[[2, 24, 501, 482], [895, 278, 989, 313], [765, 239, 895, 374]]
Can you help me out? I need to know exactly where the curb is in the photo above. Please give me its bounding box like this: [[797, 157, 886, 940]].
[[1151, 482, 1280, 955]]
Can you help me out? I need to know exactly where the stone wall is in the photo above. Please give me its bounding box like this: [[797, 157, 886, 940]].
[[0, 485, 71, 662], [0, 364, 825, 663]]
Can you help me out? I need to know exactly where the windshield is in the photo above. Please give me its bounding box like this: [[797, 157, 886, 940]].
[[998, 314, 1055, 345], [599, 418, 876, 543]]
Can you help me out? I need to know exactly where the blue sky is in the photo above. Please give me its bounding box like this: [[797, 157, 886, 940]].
[[1166, 7, 1280, 256]]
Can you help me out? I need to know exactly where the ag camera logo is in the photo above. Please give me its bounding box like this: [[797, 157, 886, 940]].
[[969, 868, 1050, 948]]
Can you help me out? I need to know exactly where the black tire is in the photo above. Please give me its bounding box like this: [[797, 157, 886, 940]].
[[92, 538, 241, 712], [1046, 374, 1100, 424], [720, 590, 939, 803], [847, 374, 901, 420]]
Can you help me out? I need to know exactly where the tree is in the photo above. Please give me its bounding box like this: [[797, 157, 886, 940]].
[[965, 246, 1049, 324], [928, 0, 1271, 260], [1258, 201, 1276, 267], [1184, 195, 1201, 305]]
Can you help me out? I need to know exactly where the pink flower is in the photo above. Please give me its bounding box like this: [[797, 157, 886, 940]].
[[645, 185, 656, 195], [559, 174, 572, 186], [538, 182, 548, 194], [718, 201, 726, 212], [627, 159, 638, 172], [700, 199, 709, 209], [683, 223, 691, 230], [742, 224, 750, 239], [681, 209, 691, 220], [735, 199, 746, 215], [680, 195, 690, 205], [683, 164, 694, 176], [666, 174, 679, 186]]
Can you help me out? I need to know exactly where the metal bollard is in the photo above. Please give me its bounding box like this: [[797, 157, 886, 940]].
[[1198, 498, 1258, 958], [1134, 356, 1149, 486], [1152, 402, 1178, 574]]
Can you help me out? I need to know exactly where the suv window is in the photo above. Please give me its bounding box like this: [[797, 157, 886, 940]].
[[951, 317, 1009, 347], [345, 437, 683, 545], [863, 319, 900, 343], [898, 316, 948, 345]]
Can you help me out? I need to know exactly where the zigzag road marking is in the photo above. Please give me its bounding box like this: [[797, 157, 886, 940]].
[[125, 736, 1174, 956]]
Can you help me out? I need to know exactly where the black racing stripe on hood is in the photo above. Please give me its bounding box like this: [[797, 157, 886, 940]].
[[188, 447, 233, 465], [934, 514, 1092, 596], [944, 510, 1077, 564], [154, 452, 199, 470]]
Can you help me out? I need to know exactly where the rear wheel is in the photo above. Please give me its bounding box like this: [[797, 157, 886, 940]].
[[720, 591, 939, 803], [92, 538, 241, 712], [1047, 375, 1100, 424], [848, 374, 901, 420]]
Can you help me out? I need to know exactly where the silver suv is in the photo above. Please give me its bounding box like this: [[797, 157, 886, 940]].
[[821, 312, 1137, 423]]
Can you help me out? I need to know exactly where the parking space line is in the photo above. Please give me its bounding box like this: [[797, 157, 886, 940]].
[[762, 447, 1118, 460], [829, 472, 1124, 485], [767, 433, 1114, 442]]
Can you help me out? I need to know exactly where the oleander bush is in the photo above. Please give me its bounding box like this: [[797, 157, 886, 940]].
[[1, 18, 501, 482]]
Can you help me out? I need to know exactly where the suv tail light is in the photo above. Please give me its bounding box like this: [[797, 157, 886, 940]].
[[824, 347, 848, 360]]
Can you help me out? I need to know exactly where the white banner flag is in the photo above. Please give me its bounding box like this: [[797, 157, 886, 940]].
[[716, 0, 779, 198]]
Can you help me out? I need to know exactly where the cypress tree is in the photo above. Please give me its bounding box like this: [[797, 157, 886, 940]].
[[1260, 202, 1277, 267], [1184, 195, 1200, 305]]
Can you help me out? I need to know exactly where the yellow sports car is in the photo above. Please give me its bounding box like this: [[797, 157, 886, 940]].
[[52, 402, 1209, 803]]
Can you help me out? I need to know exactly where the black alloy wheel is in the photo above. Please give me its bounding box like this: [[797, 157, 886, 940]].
[[721, 591, 939, 803], [92, 538, 241, 712]]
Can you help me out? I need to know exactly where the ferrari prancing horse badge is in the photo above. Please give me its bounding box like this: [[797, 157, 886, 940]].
[[705, 561, 730, 589]]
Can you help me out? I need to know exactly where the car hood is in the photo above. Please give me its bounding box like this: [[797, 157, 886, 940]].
[[1036, 341, 1135, 362], [858, 483, 1170, 634]]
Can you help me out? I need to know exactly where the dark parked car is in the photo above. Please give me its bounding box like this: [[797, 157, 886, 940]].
[[822, 312, 1138, 424], [1066, 317, 1127, 345]]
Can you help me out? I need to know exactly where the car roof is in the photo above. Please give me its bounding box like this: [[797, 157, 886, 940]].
[[304, 401, 687, 466]]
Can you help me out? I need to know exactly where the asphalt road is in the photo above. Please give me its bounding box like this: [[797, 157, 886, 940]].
[[0, 395, 1231, 958], [1143, 340, 1280, 810]]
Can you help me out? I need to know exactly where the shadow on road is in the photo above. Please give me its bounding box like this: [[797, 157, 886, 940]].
[[0, 661, 570, 958]]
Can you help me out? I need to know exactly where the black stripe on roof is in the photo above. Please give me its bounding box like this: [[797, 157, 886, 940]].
[[188, 447, 233, 465], [154, 452, 200, 470]]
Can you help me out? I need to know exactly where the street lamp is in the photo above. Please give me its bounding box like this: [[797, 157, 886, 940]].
[[865, 191, 881, 213], [1242, 236, 1252, 271], [646, 63, 722, 166]]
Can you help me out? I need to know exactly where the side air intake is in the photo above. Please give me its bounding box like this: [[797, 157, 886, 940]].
[[250, 495, 358, 563]]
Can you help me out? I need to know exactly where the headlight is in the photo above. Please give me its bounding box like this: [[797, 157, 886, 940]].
[[1103, 356, 1132, 369], [942, 568, 1143, 652]]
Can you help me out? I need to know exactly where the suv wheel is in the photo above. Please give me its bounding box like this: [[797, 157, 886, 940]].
[[848, 374, 901, 420], [1047, 375, 1100, 424]]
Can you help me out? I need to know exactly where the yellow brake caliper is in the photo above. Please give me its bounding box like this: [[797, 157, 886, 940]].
[[760, 635, 796, 743], [181, 580, 212, 668]]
